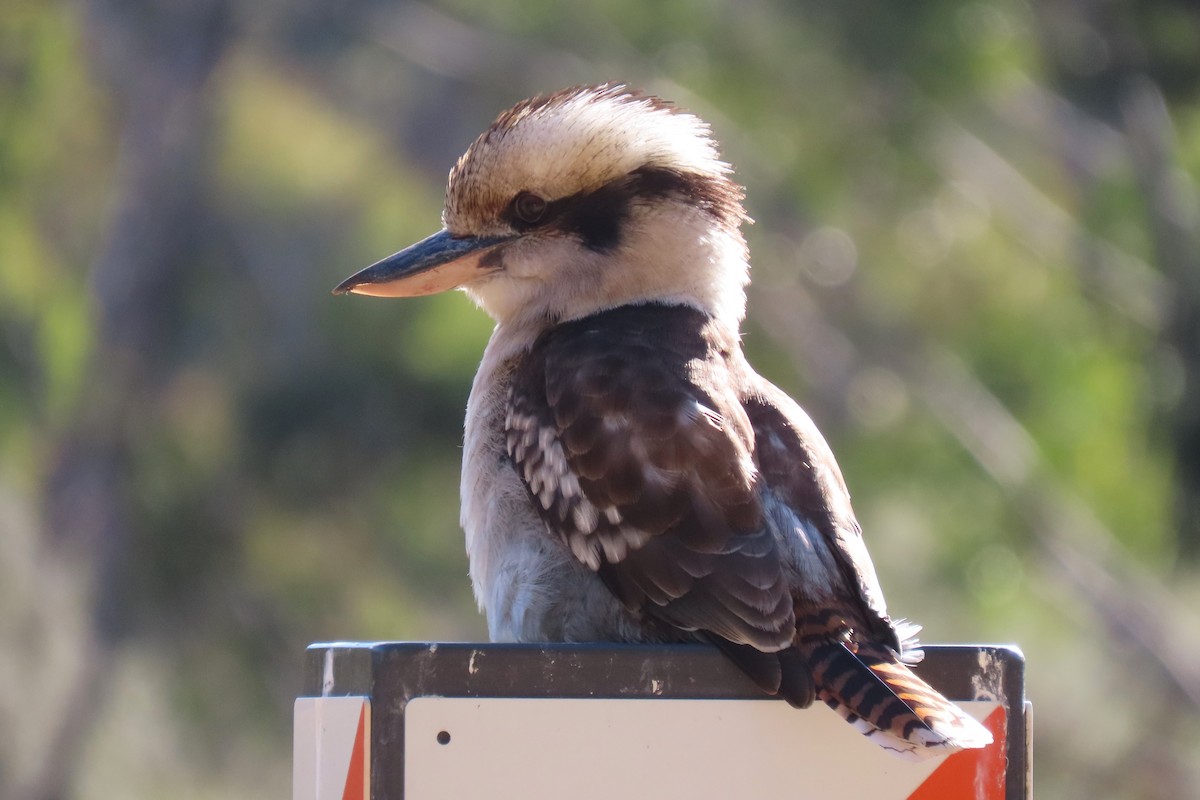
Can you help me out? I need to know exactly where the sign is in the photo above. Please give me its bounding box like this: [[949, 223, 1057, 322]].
[[294, 642, 1028, 799]]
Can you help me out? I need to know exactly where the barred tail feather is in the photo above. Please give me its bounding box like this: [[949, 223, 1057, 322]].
[[800, 622, 993, 761]]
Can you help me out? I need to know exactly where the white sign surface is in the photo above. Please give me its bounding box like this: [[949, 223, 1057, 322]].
[[404, 696, 1002, 799], [294, 696, 370, 800]]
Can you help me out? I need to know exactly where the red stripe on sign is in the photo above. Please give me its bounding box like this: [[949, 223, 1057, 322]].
[[341, 704, 367, 800], [907, 707, 1007, 800]]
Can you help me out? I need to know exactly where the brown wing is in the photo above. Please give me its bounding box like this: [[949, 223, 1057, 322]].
[[745, 380, 899, 650], [506, 303, 794, 653]]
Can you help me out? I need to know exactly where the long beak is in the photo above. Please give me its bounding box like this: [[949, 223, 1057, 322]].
[[333, 229, 512, 297]]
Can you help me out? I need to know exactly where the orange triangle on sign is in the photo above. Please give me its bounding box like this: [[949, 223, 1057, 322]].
[[341, 704, 367, 800], [907, 707, 1008, 800]]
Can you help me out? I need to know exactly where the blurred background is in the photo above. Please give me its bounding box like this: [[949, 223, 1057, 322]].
[[2, 0, 1199, 797]]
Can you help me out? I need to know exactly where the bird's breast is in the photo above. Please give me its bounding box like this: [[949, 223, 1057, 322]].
[[461, 324, 642, 643]]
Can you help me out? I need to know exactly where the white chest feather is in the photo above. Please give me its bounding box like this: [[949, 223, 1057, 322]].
[[460, 323, 641, 643]]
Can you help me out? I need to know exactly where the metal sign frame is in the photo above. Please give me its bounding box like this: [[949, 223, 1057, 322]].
[[295, 642, 1029, 800]]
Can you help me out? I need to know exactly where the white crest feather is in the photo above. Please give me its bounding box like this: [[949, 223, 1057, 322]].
[[445, 84, 731, 234]]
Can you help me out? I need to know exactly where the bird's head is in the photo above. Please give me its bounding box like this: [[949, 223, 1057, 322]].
[[335, 84, 751, 329]]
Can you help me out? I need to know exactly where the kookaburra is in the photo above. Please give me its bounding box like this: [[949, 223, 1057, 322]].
[[335, 84, 992, 759]]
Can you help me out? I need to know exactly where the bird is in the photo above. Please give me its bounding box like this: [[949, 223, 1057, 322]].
[[334, 83, 993, 760]]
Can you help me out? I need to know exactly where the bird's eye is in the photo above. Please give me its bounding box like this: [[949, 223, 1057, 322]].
[[512, 191, 548, 225]]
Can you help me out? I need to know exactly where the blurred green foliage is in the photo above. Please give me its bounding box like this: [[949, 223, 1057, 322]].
[[2, 1, 1200, 798]]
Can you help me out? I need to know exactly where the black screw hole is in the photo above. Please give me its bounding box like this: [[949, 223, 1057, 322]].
[[437, 730, 451, 745]]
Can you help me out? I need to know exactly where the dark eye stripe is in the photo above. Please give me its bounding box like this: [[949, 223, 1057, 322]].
[[500, 167, 743, 251]]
